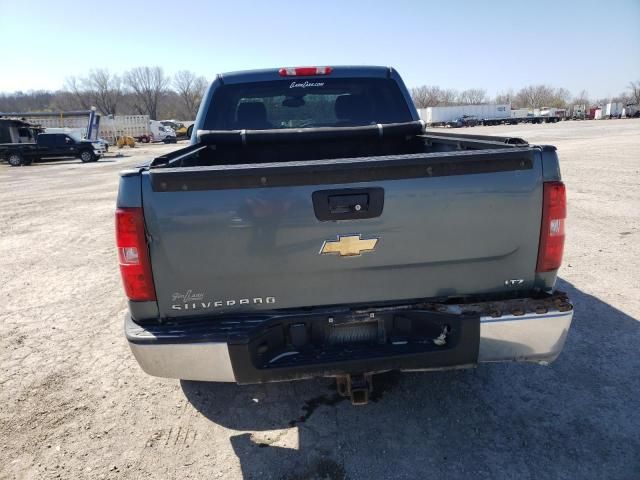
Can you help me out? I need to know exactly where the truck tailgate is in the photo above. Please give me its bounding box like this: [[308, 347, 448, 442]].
[[142, 149, 543, 319]]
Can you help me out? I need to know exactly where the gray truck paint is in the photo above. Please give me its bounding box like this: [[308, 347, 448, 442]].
[[138, 152, 543, 319]]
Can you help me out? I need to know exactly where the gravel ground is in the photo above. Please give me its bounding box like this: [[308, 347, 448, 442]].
[[1, 120, 639, 480]]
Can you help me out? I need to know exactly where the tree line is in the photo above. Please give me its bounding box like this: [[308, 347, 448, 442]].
[[1, 68, 639, 118], [411, 82, 640, 109], [0, 67, 208, 120]]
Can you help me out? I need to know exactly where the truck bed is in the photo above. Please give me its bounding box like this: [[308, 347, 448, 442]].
[[150, 121, 527, 168]]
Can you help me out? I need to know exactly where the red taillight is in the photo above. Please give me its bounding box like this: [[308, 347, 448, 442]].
[[536, 181, 566, 272], [278, 66, 333, 76], [116, 207, 156, 301]]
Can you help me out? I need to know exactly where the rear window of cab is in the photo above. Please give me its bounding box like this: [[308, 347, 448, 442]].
[[203, 78, 413, 130]]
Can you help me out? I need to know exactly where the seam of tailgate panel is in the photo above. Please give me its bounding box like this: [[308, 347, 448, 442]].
[[140, 172, 161, 316]]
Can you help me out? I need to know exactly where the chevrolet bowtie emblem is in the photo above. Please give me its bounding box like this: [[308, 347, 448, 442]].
[[320, 235, 379, 257]]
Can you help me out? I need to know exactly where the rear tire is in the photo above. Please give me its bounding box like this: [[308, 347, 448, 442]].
[[80, 149, 95, 163], [8, 152, 25, 167], [141, 136, 150, 143]]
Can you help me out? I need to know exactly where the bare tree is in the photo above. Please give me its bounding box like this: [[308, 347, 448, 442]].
[[494, 89, 515, 105], [411, 86, 442, 108], [551, 88, 571, 108], [51, 90, 87, 111], [0, 67, 207, 117], [411, 86, 429, 108], [457, 88, 487, 104], [86, 69, 122, 115], [413, 86, 493, 107], [0, 90, 56, 112], [64, 76, 93, 110], [62, 71, 122, 114], [572, 89, 590, 106], [514, 85, 569, 109], [439, 89, 459, 106], [515, 85, 549, 109], [173, 70, 208, 119], [8, 69, 606, 118], [628, 81, 640, 105], [124, 67, 170, 120], [618, 91, 633, 105], [411, 86, 462, 107]]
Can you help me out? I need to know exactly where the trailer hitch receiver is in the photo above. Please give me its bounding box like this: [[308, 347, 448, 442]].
[[336, 373, 373, 406]]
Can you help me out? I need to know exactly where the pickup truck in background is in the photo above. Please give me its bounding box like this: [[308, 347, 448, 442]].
[[1, 131, 103, 166], [117, 66, 573, 404], [44, 127, 110, 153]]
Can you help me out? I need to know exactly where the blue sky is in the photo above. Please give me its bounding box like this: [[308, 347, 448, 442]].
[[1, 0, 639, 98]]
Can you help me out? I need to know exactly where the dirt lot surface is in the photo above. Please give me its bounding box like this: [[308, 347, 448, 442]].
[[1, 120, 639, 480]]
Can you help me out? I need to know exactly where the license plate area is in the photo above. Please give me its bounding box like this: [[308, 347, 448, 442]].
[[242, 309, 478, 371]]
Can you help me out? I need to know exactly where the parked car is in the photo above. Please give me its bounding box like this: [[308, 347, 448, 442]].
[[448, 115, 479, 127], [117, 66, 573, 405], [1, 132, 102, 166]]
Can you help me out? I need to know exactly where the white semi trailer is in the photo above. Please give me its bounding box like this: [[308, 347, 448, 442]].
[[99, 116, 176, 143], [605, 102, 623, 118], [419, 104, 511, 126], [419, 103, 562, 127]]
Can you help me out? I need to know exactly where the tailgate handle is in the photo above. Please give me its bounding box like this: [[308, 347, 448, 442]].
[[312, 188, 384, 221], [329, 194, 369, 213]]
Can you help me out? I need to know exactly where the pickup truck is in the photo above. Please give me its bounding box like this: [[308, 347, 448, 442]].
[[117, 66, 573, 404], [1, 132, 103, 166]]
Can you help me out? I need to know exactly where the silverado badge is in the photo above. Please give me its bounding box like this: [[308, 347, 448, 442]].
[[320, 235, 379, 257]]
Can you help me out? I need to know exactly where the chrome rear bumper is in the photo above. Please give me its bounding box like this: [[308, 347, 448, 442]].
[[478, 310, 573, 363], [125, 305, 573, 382], [125, 316, 236, 382], [128, 341, 236, 382]]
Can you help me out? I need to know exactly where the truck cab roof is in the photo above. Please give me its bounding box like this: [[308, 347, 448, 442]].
[[195, 66, 419, 132], [218, 65, 394, 84]]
